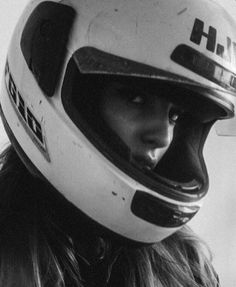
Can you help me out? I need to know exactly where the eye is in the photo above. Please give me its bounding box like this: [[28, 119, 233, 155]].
[[131, 94, 145, 104], [169, 106, 183, 124], [114, 84, 147, 106]]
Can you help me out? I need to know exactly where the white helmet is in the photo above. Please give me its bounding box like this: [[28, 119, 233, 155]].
[[1, 0, 236, 243]]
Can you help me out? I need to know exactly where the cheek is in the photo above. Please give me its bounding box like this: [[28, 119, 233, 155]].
[[100, 99, 137, 146], [168, 126, 175, 144], [104, 110, 134, 141]]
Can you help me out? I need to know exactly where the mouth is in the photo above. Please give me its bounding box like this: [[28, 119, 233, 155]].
[[130, 154, 158, 171]]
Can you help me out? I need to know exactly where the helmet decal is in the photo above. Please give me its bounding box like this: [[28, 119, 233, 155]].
[[4, 61, 49, 162], [190, 18, 236, 64], [171, 17, 236, 93], [171, 44, 236, 93]]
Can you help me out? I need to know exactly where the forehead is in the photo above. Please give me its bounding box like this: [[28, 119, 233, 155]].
[[101, 78, 182, 105]]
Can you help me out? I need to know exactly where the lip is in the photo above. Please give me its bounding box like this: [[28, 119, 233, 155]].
[[130, 154, 158, 171]]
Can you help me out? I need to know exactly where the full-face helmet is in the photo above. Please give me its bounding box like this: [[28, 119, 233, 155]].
[[1, 0, 236, 243]]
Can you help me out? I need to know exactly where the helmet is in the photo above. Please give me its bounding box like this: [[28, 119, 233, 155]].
[[1, 0, 236, 243]]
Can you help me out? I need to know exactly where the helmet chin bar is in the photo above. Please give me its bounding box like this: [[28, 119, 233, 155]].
[[1, 104, 190, 244], [149, 174, 201, 193], [0, 104, 199, 243]]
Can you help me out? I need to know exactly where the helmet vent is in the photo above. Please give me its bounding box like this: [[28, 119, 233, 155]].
[[20, 2, 76, 97], [131, 190, 199, 228], [171, 44, 236, 93]]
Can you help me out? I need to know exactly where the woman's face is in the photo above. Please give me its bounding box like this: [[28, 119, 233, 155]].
[[100, 81, 181, 171]]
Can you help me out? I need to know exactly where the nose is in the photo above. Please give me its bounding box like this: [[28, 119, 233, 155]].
[[141, 98, 173, 148]]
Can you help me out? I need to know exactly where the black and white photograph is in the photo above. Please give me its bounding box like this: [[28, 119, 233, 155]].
[[0, 0, 235, 286]]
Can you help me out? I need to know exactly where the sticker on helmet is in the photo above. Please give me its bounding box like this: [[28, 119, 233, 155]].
[[4, 61, 50, 162], [171, 18, 236, 92], [190, 18, 236, 64], [171, 44, 236, 92]]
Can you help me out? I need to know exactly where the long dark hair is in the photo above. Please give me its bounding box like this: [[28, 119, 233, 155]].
[[0, 145, 219, 286]]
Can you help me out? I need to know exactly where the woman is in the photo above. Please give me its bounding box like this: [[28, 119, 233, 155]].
[[0, 78, 219, 287], [0, 0, 235, 286]]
